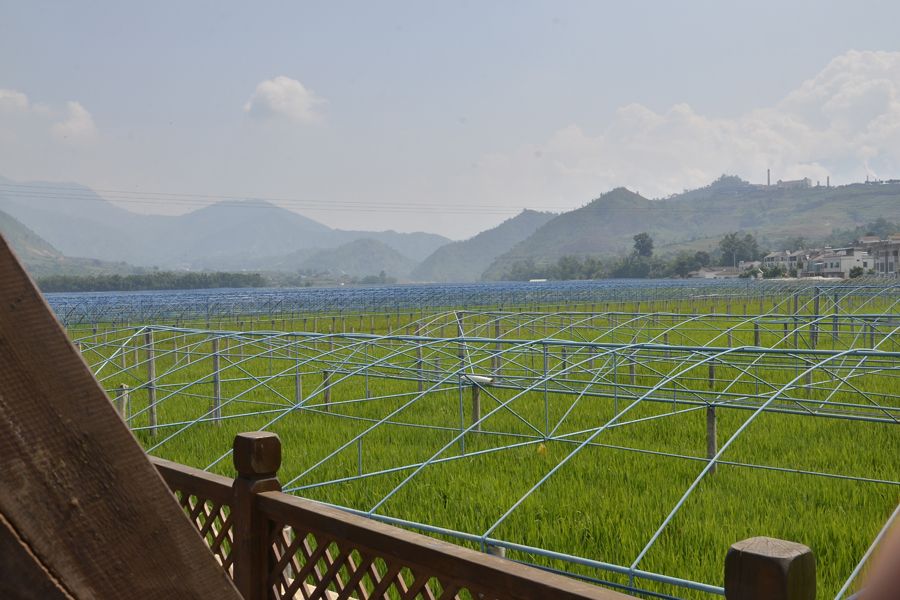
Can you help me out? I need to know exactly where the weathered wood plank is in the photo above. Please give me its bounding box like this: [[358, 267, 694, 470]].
[[0, 512, 76, 600], [0, 232, 243, 600], [150, 456, 234, 504], [257, 492, 632, 600]]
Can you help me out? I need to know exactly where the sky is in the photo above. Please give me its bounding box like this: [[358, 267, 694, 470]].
[[2, 1, 900, 240]]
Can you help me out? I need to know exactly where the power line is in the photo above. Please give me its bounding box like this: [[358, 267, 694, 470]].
[[0, 182, 574, 216]]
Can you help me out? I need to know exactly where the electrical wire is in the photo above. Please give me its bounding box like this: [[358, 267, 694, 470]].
[[0, 182, 574, 216]]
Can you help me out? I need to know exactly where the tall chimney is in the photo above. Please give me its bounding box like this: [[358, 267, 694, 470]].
[[827, 176, 830, 188], [767, 169, 770, 187]]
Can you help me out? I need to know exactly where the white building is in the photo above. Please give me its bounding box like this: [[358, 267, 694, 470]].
[[690, 266, 743, 279], [776, 178, 812, 190], [869, 237, 900, 277], [802, 247, 870, 278], [763, 250, 807, 272]]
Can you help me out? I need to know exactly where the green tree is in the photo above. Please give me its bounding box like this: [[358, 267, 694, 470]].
[[556, 255, 583, 280], [718, 232, 759, 266], [849, 266, 865, 278], [673, 252, 697, 278], [694, 250, 712, 267], [789, 236, 807, 251], [633, 232, 654, 257], [581, 256, 605, 279], [759, 264, 786, 279]]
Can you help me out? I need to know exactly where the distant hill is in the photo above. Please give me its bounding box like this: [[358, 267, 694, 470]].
[[0, 207, 147, 278], [0, 208, 62, 262], [411, 209, 556, 282], [277, 238, 419, 279], [482, 182, 900, 279], [0, 176, 451, 269], [662, 174, 750, 202]]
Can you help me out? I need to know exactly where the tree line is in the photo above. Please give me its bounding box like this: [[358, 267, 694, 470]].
[[36, 271, 268, 293], [502, 231, 768, 281]]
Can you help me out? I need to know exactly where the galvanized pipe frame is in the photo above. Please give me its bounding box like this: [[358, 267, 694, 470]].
[[83, 324, 900, 429], [73, 317, 900, 599], [50, 278, 900, 327]]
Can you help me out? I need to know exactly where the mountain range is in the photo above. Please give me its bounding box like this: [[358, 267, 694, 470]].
[[3, 173, 899, 283], [0, 175, 450, 274], [411, 210, 556, 282], [481, 181, 900, 278]]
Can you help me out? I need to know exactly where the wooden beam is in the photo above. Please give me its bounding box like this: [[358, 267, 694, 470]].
[[0, 231, 243, 600]]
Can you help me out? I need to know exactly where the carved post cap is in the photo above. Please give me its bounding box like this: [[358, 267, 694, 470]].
[[725, 536, 815, 600], [233, 432, 282, 478]]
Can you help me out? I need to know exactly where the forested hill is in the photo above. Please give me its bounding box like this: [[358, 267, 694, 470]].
[[0, 208, 62, 262], [481, 182, 900, 279], [412, 210, 556, 282], [274, 238, 419, 279]]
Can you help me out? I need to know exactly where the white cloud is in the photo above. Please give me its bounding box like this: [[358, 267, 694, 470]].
[[464, 50, 900, 205], [243, 76, 327, 124], [51, 101, 100, 146], [0, 89, 29, 115], [0, 91, 100, 148]]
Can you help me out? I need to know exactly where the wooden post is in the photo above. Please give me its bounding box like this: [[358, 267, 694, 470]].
[[709, 359, 715, 390], [456, 312, 465, 364], [805, 361, 812, 398], [724, 537, 815, 600], [494, 321, 502, 377], [295, 370, 302, 407], [664, 333, 670, 359], [416, 325, 424, 393], [145, 331, 157, 437], [323, 370, 331, 412], [231, 432, 283, 600], [811, 291, 820, 348], [707, 405, 717, 475], [472, 385, 481, 431], [212, 337, 222, 425], [116, 384, 130, 419], [561, 346, 568, 372], [754, 322, 760, 346]]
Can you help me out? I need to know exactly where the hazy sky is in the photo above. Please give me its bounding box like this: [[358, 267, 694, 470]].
[[2, 1, 900, 239]]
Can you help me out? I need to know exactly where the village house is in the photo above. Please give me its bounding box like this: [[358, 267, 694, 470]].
[[763, 250, 808, 272], [801, 247, 870, 278], [867, 236, 900, 277]]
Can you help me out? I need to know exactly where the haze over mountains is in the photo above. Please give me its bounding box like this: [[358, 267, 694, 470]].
[[411, 210, 556, 283], [2, 173, 899, 283], [0, 175, 449, 271]]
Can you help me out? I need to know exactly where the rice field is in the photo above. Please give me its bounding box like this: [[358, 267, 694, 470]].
[[69, 290, 900, 599]]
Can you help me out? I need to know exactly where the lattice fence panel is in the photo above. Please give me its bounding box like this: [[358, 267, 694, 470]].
[[174, 490, 235, 578], [264, 521, 509, 600]]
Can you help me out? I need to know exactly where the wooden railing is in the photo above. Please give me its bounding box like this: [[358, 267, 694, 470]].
[[152, 432, 818, 600], [151, 432, 631, 600]]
